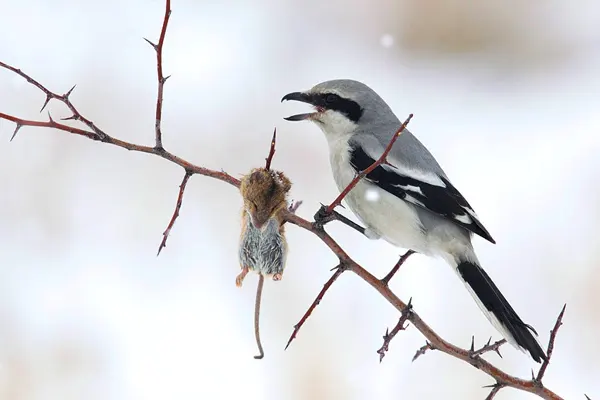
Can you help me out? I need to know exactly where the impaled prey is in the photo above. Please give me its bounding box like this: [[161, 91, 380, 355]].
[[236, 167, 292, 359]]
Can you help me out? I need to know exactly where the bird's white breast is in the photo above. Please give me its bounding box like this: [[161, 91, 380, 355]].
[[327, 137, 432, 255]]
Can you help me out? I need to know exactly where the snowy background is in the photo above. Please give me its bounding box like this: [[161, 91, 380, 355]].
[[0, 0, 599, 399]]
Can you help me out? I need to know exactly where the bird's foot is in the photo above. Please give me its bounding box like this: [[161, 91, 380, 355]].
[[313, 204, 336, 230], [313, 204, 367, 237]]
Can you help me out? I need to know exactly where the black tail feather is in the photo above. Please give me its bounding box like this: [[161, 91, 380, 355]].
[[456, 261, 547, 363]]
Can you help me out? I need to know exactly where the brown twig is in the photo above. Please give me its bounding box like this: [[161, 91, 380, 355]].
[[324, 114, 413, 214], [376, 298, 413, 362], [381, 250, 415, 286], [535, 304, 567, 382], [143, 0, 172, 150], [484, 383, 506, 399], [469, 336, 506, 359], [157, 171, 192, 256], [313, 205, 366, 235], [254, 274, 265, 359], [264, 128, 277, 170], [0, 2, 571, 398], [285, 263, 347, 350], [0, 61, 107, 141], [412, 341, 435, 362]]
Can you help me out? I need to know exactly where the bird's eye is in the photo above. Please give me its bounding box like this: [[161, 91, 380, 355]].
[[325, 94, 339, 104]]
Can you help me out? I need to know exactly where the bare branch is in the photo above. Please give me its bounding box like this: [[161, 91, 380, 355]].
[[313, 204, 366, 236], [535, 304, 567, 382], [157, 171, 193, 256], [285, 263, 347, 350], [0, 61, 108, 139], [377, 298, 413, 362], [144, 0, 172, 149], [469, 337, 506, 359], [0, 110, 239, 186], [0, 112, 96, 140], [265, 128, 277, 170], [324, 114, 413, 214], [0, 1, 573, 398], [412, 341, 435, 362], [381, 250, 415, 286], [484, 383, 506, 399]]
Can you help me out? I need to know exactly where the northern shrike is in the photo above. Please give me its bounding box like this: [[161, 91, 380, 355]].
[[281, 79, 546, 362]]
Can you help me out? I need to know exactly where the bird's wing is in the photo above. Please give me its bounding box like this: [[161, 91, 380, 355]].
[[348, 138, 495, 244]]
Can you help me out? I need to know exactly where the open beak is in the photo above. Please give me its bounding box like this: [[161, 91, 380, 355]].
[[281, 91, 319, 121]]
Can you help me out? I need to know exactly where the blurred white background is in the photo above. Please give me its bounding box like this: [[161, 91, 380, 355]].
[[1, 0, 599, 399]]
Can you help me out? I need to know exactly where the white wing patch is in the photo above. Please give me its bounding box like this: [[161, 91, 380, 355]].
[[463, 205, 479, 219], [381, 163, 446, 187], [393, 183, 423, 195], [453, 213, 473, 224]]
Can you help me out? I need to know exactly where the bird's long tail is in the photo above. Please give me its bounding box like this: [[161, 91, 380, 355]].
[[454, 259, 547, 363]]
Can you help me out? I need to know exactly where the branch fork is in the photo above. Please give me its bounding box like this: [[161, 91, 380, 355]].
[[0, 2, 578, 399]]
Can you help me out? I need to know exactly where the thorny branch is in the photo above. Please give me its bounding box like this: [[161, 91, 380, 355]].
[[157, 171, 192, 256], [264, 128, 277, 170], [412, 341, 435, 362], [144, 0, 172, 150], [535, 304, 566, 383], [376, 298, 413, 362], [0, 2, 580, 399], [485, 383, 506, 400], [381, 250, 415, 286], [285, 263, 347, 350], [468, 336, 506, 359]]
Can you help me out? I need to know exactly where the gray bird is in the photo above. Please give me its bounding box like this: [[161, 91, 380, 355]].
[[281, 79, 546, 362]]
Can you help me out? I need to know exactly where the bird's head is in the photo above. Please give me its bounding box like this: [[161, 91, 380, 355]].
[[240, 168, 292, 230], [281, 79, 395, 139]]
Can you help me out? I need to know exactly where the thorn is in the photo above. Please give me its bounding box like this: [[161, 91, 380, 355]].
[[470, 336, 475, 352], [143, 37, 158, 50], [47, 111, 54, 123], [162, 75, 171, 83], [585, 395, 591, 400], [406, 297, 413, 310], [531, 369, 536, 380], [411, 341, 433, 362], [10, 123, 22, 141], [486, 337, 492, 346], [495, 348, 503, 358], [40, 94, 52, 113], [64, 84, 76, 99], [61, 115, 78, 121]]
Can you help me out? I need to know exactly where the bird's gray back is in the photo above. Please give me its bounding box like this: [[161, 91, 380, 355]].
[[353, 126, 448, 179], [311, 79, 448, 178]]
